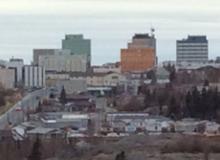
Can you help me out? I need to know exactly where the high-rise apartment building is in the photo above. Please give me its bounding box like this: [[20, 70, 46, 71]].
[[121, 33, 156, 73], [23, 65, 46, 89], [62, 34, 91, 67], [176, 35, 208, 65]]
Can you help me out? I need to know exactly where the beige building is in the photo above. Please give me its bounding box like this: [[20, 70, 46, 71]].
[[46, 72, 70, 80], [46, 72, 87, 94], [93, 66, 121, 74], [87, 72, 126, 87], [39, 54, 87, 72], [0, 68, 15, 89], [33, 49, 71, 65], [47, 79, 87, 94], [93, 62, 121, 74]]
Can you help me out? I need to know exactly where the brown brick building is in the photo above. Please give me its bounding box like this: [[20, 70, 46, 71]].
[[121, 33, 156, 73]]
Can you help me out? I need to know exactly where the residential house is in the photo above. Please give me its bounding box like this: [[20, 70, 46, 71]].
[[40, 112, 90, 132], [106, 113, 173, 134]]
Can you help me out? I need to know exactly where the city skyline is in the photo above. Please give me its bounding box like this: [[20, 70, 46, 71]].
[[0, 0, 220, 64]]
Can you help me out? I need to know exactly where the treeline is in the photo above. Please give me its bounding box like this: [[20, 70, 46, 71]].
[[184, 87, 220, 120], [0, 89, 14, 107], [138, 86, 220, 121]]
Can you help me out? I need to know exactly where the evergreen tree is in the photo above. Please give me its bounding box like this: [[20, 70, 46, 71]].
[[144, 89, 151, 108], [204, 79, 209, 87], [28, 136, 42, 160], [168, 96, 178, 120], [213, 87, 220, 118], [169, 69, 176, 83], [49, 93, 55, 99], [36, 101, 42, 113], [0, 93, 5, 107], [164, 63, 172, 72], [185, 91, 192, 117], [191, 87, 200, 118], [115, 151, 126, 160], [201, 87, 208, 119], [60, 86, 67, 105]]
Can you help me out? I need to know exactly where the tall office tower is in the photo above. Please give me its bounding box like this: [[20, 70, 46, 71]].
[[121, 32, 156, 73], [62, 34, 91, 68], [176, 35, 208, 65]]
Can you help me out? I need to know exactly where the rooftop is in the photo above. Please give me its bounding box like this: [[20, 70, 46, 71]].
[[133, 34, 153, 39], [41, 112, 89, 122], [64, 34, 84, 40], [27, 127, 57, 134], [178, 35, 208, 43], [9, 58, 24, 62], [107, 113, 171, 121]]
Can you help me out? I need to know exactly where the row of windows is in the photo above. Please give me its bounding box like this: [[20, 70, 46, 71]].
[[177, 47, 208, 51], [177, 43, 208, 46], [177, 60, 208, 63], [177, 53, 208, 56], [177, 55, 208, 58], [177, 53, 208, 55], [177, 58, 208, 61]]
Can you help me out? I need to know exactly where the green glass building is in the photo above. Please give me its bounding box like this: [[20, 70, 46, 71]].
[[62, 34, 91, 67]]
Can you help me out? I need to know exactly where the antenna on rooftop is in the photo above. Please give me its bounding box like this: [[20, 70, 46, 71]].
[[150, 27, 155, 37]]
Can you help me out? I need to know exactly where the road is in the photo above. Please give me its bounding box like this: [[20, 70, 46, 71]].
[[0, 88, 50, 129]]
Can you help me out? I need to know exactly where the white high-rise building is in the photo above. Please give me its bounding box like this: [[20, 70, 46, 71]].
[[176, 35, 208, 65], [23, 65, 45, 89], [6, 58, 24, 86]]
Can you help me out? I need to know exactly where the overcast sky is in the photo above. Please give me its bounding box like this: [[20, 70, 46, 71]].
[[0, 0, 220, 64]]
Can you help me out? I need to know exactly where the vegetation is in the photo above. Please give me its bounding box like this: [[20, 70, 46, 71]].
[[183, 87, 220, 120], [117, 84, 220, 122], [28, 136, 42, 160], [115, 151, 126, 160], [60, 86, 67, 105], [0, 92, 6, 107], [1, 134, 220, 160], [0, 88, 22, 115]]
